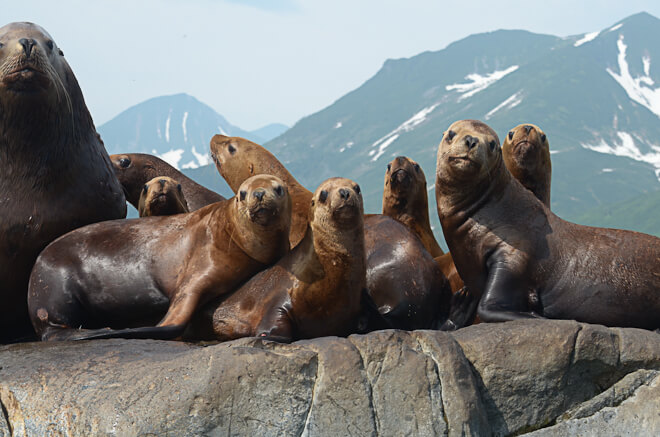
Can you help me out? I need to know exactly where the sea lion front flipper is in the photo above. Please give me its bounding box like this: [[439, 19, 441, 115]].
[[439, 287, 478, 331], [477, 261, 544, 322]]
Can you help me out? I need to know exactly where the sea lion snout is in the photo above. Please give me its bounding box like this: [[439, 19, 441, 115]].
[[18, 38, 36, 58]]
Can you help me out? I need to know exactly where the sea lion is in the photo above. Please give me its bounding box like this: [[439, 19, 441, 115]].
[[382, 156, 444, 257], [110, 153, 225, 211], [435, 119, 660, 329], [0, 22, 126, 342], [138, 176, 189, 217], [27, 175, 291, 341], [210, 134, 452, 330], [186, 178, 366, 342], [502, 123, 551, 206]]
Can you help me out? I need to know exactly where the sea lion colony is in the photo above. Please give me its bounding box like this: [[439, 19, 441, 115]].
[[1, 22, 658, 344]]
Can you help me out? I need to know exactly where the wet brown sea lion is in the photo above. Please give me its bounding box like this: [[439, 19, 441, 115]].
[[435, 119, 660, 329], [110, 153, 225, 211], [138, 176, 189, 217], [382, 156, 444, 258], [502, 123, 551, 206], [0, 22, 126, 342], [210, 135, 452, 330], [27, 175, 291, 341], [187, 178, 366, 342]]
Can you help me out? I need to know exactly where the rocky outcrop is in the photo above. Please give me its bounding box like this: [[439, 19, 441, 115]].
[[0, 320, 658, 436]]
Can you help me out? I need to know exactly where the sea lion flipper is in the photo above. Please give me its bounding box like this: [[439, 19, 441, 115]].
[[477, 262, 544, 322], [41, 325, 186, 341], [255, 304, 293, 343], [439, 287, 478, 331]]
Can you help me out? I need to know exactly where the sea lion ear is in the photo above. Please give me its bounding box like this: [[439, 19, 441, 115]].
[[142, 184, 148, 193], [508, 131, 514, 141], [489, 140, 497, 151], [413, 163, 420, 172], [354, 184, 361, 195], [446, 130, 456, 141], [240, 191, 246, 201], [177, 184, 182, 191], [541, 134, 547, 142]]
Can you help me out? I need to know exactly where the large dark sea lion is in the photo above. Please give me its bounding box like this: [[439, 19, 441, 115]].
[[502, 123, 551, 206], [28, 175, 291, 341], [382, 156, 444, 257], [0, 22, 126, 342], [110, 153, 225, 211], [187, 178, 367, 342], [138, 176, 189, 217], [435, 119, 660, 329]]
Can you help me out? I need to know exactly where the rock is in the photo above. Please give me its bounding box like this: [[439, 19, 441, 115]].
[[0, 320, 658, 436]]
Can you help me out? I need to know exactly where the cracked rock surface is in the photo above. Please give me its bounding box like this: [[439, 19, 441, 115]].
[[0, 320, 659, 436]]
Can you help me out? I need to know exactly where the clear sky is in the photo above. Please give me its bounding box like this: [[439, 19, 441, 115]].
[[3, 0, 660, 130]]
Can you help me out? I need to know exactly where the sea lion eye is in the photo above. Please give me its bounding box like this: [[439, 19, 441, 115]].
[[274, 185, 283, 196], [177, 184, 182, 191], [354, 184, 361, 194], [142, 184, 148, 193], [319, 190, 328, 203], [541, 134, 547, 142], [489, 140, 496, 151], [446, 130, 456, 141], [119, 157, 131, 168], [228, 144, 236, 155], [508, 131, 514, 140], [0, 43, 4, 49], [387, 163, 391, 171], [46, 40, 54, 50], [240, 191, 246, 201], [413, 163, 420, 172]]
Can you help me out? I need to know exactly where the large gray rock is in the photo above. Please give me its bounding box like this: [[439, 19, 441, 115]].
[[0, 320, 658, 436]]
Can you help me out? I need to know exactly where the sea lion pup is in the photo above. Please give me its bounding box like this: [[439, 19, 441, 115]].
[[502, 123, 552, 206], [210, 135, 310, 247], [186, 178, 366, 342], [382, 156, 444, 257], [210, 135, 452, 330], [0, 22, 126, 342], [435, 119, 660, 329], [138, 176, 189, 217], [110, 153, 225, 211], [28, 175, 291, 341]]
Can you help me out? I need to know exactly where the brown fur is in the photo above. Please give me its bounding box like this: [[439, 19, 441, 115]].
[[138, 176, 189, 217]]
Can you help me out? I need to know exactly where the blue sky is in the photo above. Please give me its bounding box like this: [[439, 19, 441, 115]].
[[3, 1, 660, 130]]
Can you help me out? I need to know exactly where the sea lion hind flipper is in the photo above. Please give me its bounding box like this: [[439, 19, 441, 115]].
[[255, 304, 293, 343], [477, 262, 544, 322], [358, 288, 393, 333], [42, 325, 186, 341]]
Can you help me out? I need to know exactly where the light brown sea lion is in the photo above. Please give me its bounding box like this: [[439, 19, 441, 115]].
[[138, 176, 189, 217], [187, 178, 366, 342], [435, 119, 660, 329], [210, 135, 452, 330], [382, 156, 444, 258], [110, 153, 225, 211], [502, 123, 551, 206], [0, 22, 126, 342], [27, 175, 291, 341]]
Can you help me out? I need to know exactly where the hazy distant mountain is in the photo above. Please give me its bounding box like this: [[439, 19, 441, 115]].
[[98, 93, 287, 170]]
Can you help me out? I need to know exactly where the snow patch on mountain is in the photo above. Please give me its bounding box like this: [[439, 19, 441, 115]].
[[165, 112, 172, 143], [582, 131, 660, 180], [607, 35, 660, 119], [574, 31, 600, 47], [369, 104, 439, 161], [446, 66, 519, 101], [485, 91, 523, 120], [609, 23, 623, 32], [159, 149, 184, 169], [218, 125, 228, 136], [182, 112, 189, 143], [335, 122, 342, 129]]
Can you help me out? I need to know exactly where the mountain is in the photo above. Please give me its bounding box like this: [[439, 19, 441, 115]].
[[258, 12, 660, 242], [98, 93, 285, 170]]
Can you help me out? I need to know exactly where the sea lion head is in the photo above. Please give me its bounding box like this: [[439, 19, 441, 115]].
[[0, 22, 72, 114], [436, 119, 501, 188], [384, 156, 426, 211], [210, 135, 288, 193], [235, 174, 291, 229], [311, 177, 364, 230], [502, 123, 551, 183], [138, 176, 189, 217], [110, 154, 159, 205]]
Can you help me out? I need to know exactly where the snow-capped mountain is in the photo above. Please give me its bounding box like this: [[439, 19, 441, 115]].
[[264, 12, 660, 232], [98, 94, 288, 170]]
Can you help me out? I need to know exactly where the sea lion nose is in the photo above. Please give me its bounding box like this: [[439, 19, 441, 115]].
[[253, 190, 265, 201], [18, 38, 35, 58], [159, 179, 166, 188], [339, 188, 350, 200], [524, 125, 533, 134], [465, 135, 478, 150]]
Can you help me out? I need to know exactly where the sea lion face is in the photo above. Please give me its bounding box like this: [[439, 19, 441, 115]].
[[235, 174, 290, 228], [384, 156, 425, 208], [210, 135, 258, 192], [138, 176, 189, 217], [0, 22, 69, 102], [110, 154, 158, 202], [502, 123, 551, 177], [311, 177, 364, 230], [436, 119, 501, 186]]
